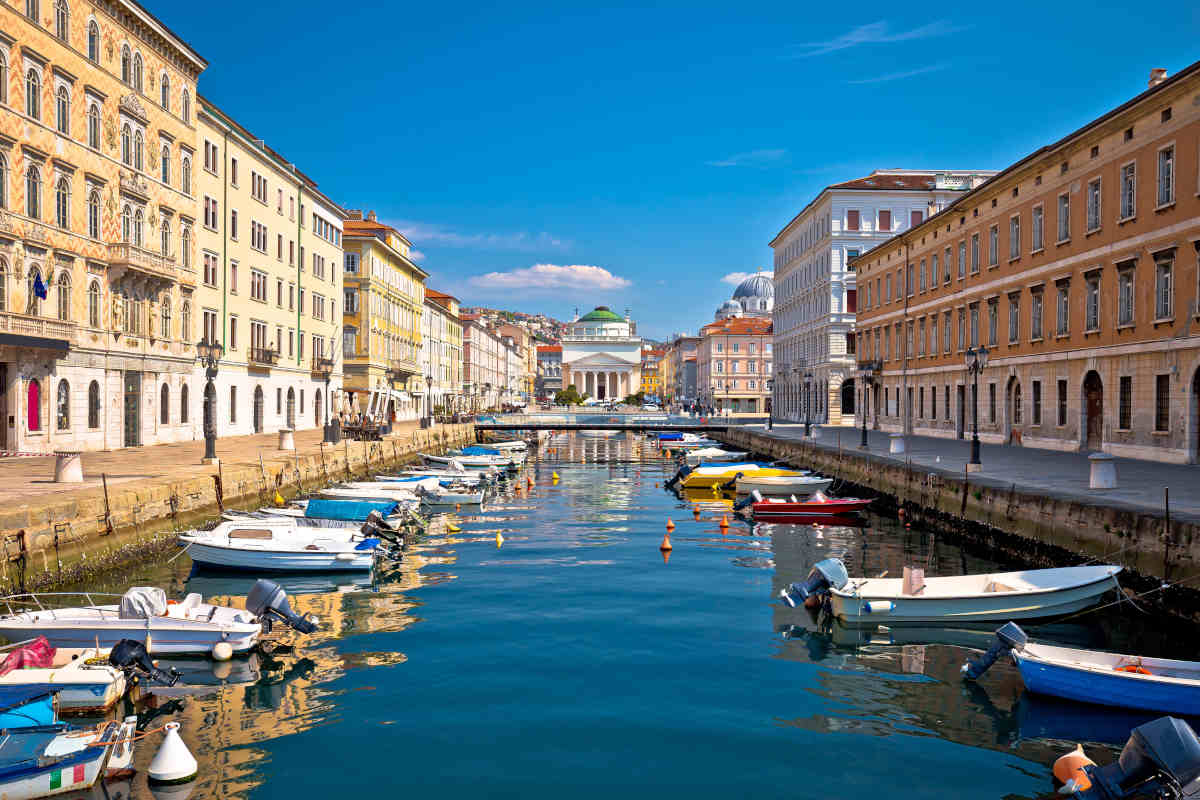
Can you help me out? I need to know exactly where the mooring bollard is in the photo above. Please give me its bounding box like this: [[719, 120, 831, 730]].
[[1088, 452, 1117, 489], [889, 433, 905, 455], [278, 428, 295, 451], [53, 451, 84, 483]]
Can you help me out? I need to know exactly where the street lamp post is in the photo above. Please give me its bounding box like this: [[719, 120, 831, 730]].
[[858, 360, 880, 450], [803, 369, 813, 438], [196, 340, 223, 464], [424, 373, 434, 428], [314, 358, 336, 443], [965, 345, 989, 470], [766, 378, 773, 430]]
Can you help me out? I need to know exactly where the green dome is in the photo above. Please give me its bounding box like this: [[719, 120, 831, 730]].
[[579, 306, 624, 322]]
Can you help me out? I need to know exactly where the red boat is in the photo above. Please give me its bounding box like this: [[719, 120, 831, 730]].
[[750, 492, 871, 518]]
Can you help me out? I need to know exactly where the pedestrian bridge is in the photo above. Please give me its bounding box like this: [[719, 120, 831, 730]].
[[473, 412, 762, 433]]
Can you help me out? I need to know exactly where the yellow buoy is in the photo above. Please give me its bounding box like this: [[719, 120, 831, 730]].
[[1053, 744, 1095, 793], [274, 491, 286, 506], [666, 519, 675, 531], [496, 532, 504, 548], [446, 523, 461, 532], [552, 471, 559, 480], [659, 533, 673, 551]]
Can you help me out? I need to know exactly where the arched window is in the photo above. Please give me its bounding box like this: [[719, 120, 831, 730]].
[[160, 144, 170, 184], [27, 379, 41, 432], [121, 205, 131, 242], [87, 381, 99, 428], [160, 294, 171, 337], [160, 383, 169, 424], [180, 299, 191, 341], [87, 190, 100, 239], [56, 271, 70, 321], [86, 104, 99, 148], [180, 226, 191, 268], [121, 46, 130, 84], [133, 130, 143, 171], [25, 68, 40, 120], [87, 280, 100, 327], [160, 219, 170, 256], [25, 165, 40, 219], [120, 124, 131, 165], [0, 153, 7, 209], [180, 157, 191, 194], [160, 73, 169, 110], [132, 53, 142, 93], [54, 176, 69, 229], [181, 90, 190, 123], [55, 86, 69, 134], [56, 379, 69, 430], [54, 0, 68, 40], [87, 21, 99, 62], [133, 209, 143, 247], [0, 260, 6, 313], [26, 266, 42, 315], [180, 384, 189, 424]]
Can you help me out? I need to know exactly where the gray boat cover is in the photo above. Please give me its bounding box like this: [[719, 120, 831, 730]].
[[119, 587, 168, 619]]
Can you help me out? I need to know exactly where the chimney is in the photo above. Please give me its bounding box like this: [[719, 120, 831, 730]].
[[346, 209, 362, 220], [367, 210, 377, 222], [1149, 68, 1168, 89]]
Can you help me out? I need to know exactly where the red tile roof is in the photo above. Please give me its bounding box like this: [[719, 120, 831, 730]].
[[827, 173, 940, 191], [701, 317, 772, 336], [537, 345, 562, 354]]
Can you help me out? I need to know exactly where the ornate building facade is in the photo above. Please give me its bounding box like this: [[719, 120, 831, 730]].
[[561, 306, 641, 401], [0, 0, 206, 452]]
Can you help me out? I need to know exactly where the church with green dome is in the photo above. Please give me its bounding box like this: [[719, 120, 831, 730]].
[[561, 306, 643, 401]]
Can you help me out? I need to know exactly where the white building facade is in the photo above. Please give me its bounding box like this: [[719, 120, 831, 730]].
[[463, 318, 506, 411], [561, 306, 642, 401], [770, 170, 994, 425]]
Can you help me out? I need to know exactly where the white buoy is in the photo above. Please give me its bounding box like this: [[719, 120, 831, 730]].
[[211, 641, 233, 662], [149, 722, 198, 785]]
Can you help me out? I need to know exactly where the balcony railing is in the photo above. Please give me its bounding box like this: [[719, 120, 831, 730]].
[[388, 358, 419, 377], [107, 243, 194, 285], [249, 347, 279, 367], [0, 309, 77, 345]]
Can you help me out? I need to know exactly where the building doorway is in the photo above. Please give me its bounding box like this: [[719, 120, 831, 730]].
[[286, 387, 296, 428], [0, 364, 7, 450], [1191, 368, 1199, 463], [841, 378, 855, 416], [123, 372, 141, 448], [1004, 376, 1018, 442], [315, 389, 323, 428], [956, 385, 966, 439], [1083, 370, 1104, 451], [253, 386, 264, 434]]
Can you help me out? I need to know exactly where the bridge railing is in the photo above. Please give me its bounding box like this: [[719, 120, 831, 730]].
[[476, 412, 763, 427]]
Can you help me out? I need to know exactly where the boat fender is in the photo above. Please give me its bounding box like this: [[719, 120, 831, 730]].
[[1052, 744, 1095, 793], [961, 622, 1028, 680], [1077, 716, 1200, 799], [863, 600, 893, 614], [211, 642, 233, 662], [780, 558, 850, 607]]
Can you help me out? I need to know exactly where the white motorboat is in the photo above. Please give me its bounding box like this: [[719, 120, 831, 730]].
[[341, 478, 441, 493], [180, 519, 389, 572], [780, 558, 1122, 625], [732, 474, 829, 497], [0, 641, 126, 713], [486, 440, 528, 452], [0, 716, 137, 800], [320, 486, 422, 503], [421, 453, 516, 470], [683, 447, 749, 466], [380, 469, 494, 485], [0, 580, 317, 655], [418, 487, 485, 506]]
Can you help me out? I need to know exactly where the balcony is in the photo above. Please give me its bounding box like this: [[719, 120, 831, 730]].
[[249, 347, 280, 369], [106, 243, 196, 288], [0, 310, 77, 354], [388, 357, 419, 379], [311, 356, 334, 379]]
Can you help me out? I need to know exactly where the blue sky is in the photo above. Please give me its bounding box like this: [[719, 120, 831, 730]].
[[172, 0, 1200, 340]]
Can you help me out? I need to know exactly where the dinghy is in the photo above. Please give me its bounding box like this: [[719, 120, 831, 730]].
[[421, 453, 516, 470], [0, 580, 317, 655], [180, 518, 390, 572], [780, 557, 1121, 625], [682, 447, 749, 466], [378, 469, 494, 485], [673, 462, 800, 490], [418, 487, 486, 506], [964, 621, 1200, 714], [0, 639, 127, 713], [726, 473, 829, 497], [738, 491, 870, 518], [0, 716, 137, 800]]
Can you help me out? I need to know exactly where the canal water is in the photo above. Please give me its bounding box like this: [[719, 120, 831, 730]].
[[86, 433, 1189, 800]]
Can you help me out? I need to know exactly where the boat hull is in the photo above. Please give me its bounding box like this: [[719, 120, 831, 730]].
[[735, 478, 831, 497], [831, 574, 1115, 625], [186, 542, 375, 572], [0, 677, 126, 714], [1014, 649, 1200, 715], [0, 621, 258, 655]]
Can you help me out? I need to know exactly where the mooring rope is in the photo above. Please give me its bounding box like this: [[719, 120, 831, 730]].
[[1053, 571, 1200, 624]]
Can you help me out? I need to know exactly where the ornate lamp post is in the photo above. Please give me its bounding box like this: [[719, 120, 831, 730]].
[[196, 339, 223, 464], [766, 378, 773, 430], [858, 359, 880, 450], [803, 369, 814, 438], [965, 345, 989, 470]]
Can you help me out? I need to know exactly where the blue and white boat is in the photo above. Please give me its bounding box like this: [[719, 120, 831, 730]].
[[180, 518, 388, 572], [0, 688, 56, 729], [0, 716, 137, 800], [0, 645, 126, 714]]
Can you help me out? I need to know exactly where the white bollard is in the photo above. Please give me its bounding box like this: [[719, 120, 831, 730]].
[[53, 451, 83, 483], [278, 428, 295, 451], [889, 433, 905, 454], [1088, 452, 1117, 489]]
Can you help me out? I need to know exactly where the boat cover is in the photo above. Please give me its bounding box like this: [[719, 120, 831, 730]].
[[118, 587, 168, 619], [658, 433, 683, 441], [460, 446, 501, 456], [0, 636, 54, 676], [304, 499, 398, 522], [0, 686, 55, 715]]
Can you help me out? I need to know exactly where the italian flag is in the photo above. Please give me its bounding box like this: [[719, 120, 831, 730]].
[[48, 764, 86, 790]]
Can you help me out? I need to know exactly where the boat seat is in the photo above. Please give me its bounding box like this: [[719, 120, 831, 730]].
[[984, 580, 1016, 593], [178, 593, 203, 611], [229, 529, 273, 540]]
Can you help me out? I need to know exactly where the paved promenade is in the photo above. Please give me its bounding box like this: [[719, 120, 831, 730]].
[[756, 423, 1200, 524]]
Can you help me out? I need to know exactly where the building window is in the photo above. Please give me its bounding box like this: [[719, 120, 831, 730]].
[[56, 272, 70, 321], [134, 130, 143, 171], [1013, 383, 1022, 424], [957, 309, 965, 351], [1008, 294, 1019, 344], [229, 385, 236, 423], [1032, 205, 1044, 251], [181, 157, 191, 194], [133, 209, 143, 246], [942, 310, 951, 353], [957, 241, 966, 279], [121, 45, 130, 83], [988, 383, 996, 424], [87, 280, 100, 327], [203, 253, 217, 287], [87, 21, 99, 62], [1155, 374, 1170, 432], [1057, 379, 1067, 426], [181, 384, 189, 424], [161, 145, 170, 184], [25, 165, 40, 219], [969, 303, 979, 347], [26, 69, 40, 120], [1118, 267, 1134, 325], [1155, 257, 1173, 319], [846, 209, 859, 231], [970, 233, 980, 274], [1157, 145, 1174, 206], [54, 177, 69, 229], [87, 190, 99, 238], [1085, 275, 1100, 331], [160, 383, 169, 424], [878, 209, 890, 231], [160, 74, 169, 110], [1056, 284, 1070, 336], [56, 86, 69, 134], [1119, 163, 1136, 220], [1032, 380, 1042, 426], [27, 378, 40, 432], [181, 90, 190, 123], [1031, 290, 1043, 340], [1086, 178, 1101, 232], [181, 300, 191, 342], [121, 124, 131, 165], [919, 259, 926, 292], [1009, 216, 1020, 260], [160, 296, 171, 337], [88, 380, 100, 428], [55, 379, 69, 430], [1119, 375, 1132, 430], [1057, 193, 1070, 242], [229, 316, 238, 350], [987, 298, 997, 347], [988, 225, 998, 266], [132, 52, 142, 92], [201, 308, 216, 345], [181, 226, 191, 268], [942, 248, 950, 283], [54, 0, 68, 39]]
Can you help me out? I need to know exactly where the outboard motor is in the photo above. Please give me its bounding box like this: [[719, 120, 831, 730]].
[[246, 579, 319, 635], [719, 472, 745, 492], [360, 510, 397, 541], [961, 622, 1028, 680], [732, 489, 762, 513], [779, 558, 849, 608], [108, 639, 181, 686], [1078, 716, 1200, 799], [664, 464, 692, 490]]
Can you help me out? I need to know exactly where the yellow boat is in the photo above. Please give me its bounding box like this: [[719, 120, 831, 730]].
[[678, 462, 804, 490]]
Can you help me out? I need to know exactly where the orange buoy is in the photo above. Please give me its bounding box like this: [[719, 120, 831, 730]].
[[661, 548, 672, 564], [692, 507, 701, 520], [666, 519, 675, 531], [526, 477, 534, 488], [660, 533, 673, 551], [1053, 744, 1095, 793], [719, 515, 729, 529], [456, 503, 462, 512], [1115, 663, 1153, 675], [898, 508, 906, 518]]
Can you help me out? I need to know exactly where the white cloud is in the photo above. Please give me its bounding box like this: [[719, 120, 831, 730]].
[[786, 20, 967, 58], [847, 64, 947, 84], [469, 264, 632, 291], [409, 249, 427, 262], [392, 220, 568, 252], [706, 149, 789, 168], [721, 270, 773, 286]]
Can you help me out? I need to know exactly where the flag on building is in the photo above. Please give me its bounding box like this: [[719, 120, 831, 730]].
[[33, 273, 47, 299]]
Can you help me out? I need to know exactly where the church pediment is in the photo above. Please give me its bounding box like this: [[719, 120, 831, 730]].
[[566, 352, 638, 367]]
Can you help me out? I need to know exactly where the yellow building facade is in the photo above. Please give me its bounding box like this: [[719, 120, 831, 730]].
[[195, 97, 345, 437], [0, 0, 206, 452], [342, 210, 427, 422], [422, 288, 463, 415]]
